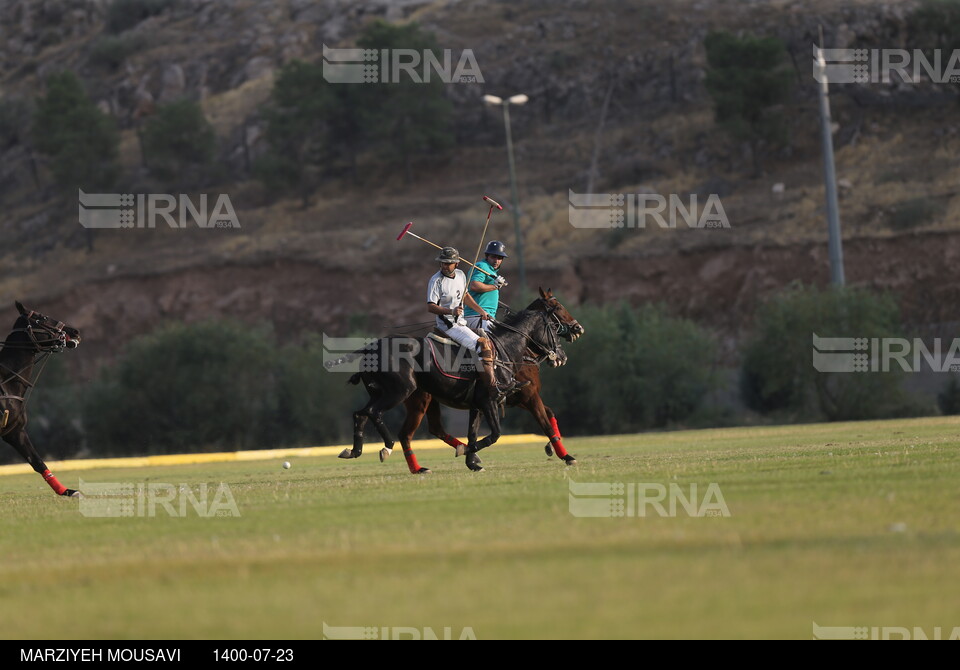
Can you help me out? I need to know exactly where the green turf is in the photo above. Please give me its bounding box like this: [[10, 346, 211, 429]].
[[2, 416, 960, 640]]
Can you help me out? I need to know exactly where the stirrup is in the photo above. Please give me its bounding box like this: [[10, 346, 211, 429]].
[[508, 380, 531, 396], [496, 379, 525, 398]]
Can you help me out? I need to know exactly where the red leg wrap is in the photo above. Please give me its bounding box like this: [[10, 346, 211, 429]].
[[549, 417, 569, 458], [403, 449, 422, 473], [43, 469, 67, 495]]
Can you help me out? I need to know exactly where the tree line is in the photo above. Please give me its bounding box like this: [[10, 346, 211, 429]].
[[1, 19, 454, 203], [14, 284, 952, 463]]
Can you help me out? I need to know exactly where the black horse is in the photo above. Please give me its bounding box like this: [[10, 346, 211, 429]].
[[342, 288, 581, 472], [0, 302, 82, 497]]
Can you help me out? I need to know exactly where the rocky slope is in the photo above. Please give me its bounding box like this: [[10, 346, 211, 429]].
[[1, 0, 955, 370]]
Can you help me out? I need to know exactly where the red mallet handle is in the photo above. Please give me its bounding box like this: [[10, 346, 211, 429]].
[[482, 195, 503, 211], [397, 222, 413, 240]]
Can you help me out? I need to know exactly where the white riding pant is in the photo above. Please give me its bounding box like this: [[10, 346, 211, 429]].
[[442, 322, 482, 352]]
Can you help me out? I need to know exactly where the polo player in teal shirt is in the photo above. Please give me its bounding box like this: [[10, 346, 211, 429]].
[[465, 240, 508, 333]]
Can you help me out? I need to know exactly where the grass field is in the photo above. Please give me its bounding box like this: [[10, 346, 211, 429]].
[[2, 416, 960, 640]]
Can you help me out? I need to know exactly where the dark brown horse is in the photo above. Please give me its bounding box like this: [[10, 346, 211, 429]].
[[416, 347, 577, 471], [342, 291, 571, 472], [0, 302, 82, 497], [375, 288, 584, 472]]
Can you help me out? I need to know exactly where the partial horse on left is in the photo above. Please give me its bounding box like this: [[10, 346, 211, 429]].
[[0, 301, 82, 497]]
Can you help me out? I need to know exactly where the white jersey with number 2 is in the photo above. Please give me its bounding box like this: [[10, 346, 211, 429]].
[[427, 268, 468, 329]]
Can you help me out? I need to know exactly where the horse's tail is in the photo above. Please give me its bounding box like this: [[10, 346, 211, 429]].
[[347, 372, 362, 386]]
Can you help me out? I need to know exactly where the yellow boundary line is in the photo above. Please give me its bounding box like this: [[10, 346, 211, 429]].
[[0, 434, 546, 476]]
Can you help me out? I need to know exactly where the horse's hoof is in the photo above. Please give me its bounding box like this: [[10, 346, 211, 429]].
[[338, 448, 357, 459], [544, 443, 554, 457], [414, 467, 432, 475], [466, 453, 484, 472], [563, 455, 577, 466], [379, 447, 392, 462], [62, 489, 82, 498], [454, 443, 467, 458]]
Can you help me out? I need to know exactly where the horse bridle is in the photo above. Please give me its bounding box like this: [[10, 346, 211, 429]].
[[3, 311, 72, 353], [542, 299, 581, 341], [0, 313, 73, 410], [501, 297, 581, 337], [491, 302, 565, 368]]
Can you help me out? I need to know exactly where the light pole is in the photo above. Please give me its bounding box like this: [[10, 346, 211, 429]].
[[483, 93, 528, 296], [815, 27, 845, 286]]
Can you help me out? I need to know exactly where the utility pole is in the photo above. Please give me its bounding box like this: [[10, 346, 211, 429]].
[[816, 25, 846, 286], [502, 102, 526, 295], [483, 94, 529, 296]]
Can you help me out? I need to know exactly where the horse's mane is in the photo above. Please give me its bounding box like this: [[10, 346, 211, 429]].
[[0, 317, 29, 354], [489, 309, 550, 354], [499, 308, 536, 329]]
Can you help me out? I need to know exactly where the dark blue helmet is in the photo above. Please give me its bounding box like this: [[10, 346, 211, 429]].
[[484, 240, 508, 258]]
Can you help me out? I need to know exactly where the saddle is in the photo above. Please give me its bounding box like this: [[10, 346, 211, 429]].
[[424, 333, 478, 380], [425, 331, 518, 390], [424, 332, 527, 411], [428, 329, 457, 345]]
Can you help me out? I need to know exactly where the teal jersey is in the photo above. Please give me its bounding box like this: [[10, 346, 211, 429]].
[[465, 259, 500, 317]]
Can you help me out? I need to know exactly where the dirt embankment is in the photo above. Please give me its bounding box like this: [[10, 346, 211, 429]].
[[577, 230, 960, 335], [33, 228, 960, 374]]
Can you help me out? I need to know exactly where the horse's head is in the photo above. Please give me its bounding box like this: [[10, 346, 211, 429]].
[[9, 301, 81, 352], [526, 287, 585, 343]]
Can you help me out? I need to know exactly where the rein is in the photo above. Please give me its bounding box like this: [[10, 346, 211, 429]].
[[2, 330, 67, 352], [0, 319, 70, 414], [498, 299, 575, 340], [0, 352, 53, 407], [489, 309, 562, 370]]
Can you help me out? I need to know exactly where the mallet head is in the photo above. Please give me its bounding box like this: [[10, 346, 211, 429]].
[[482, 195, 503, 211], [397, 222, 413, 241]]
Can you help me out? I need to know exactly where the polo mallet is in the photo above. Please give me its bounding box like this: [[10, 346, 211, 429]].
[[396, 222, 497, 279], [470, 195, 503, 277], [460, 195, 505, 323]]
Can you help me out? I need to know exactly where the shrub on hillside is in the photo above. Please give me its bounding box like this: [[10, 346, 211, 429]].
[[90, 34, 145, 70], [545, 303, 719, 435], [82, 321, 368, 455], [106, 0, 175, 34], [887, 197, 943, 231], [84, 321, 278, 453], [31, 71, 119, 192], [740, 284, 928, 421], [704, 31, 792, 176], [140, 99, 216, 184]]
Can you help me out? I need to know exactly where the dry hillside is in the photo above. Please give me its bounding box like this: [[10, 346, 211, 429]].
[[0, 0, 955, 371]]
